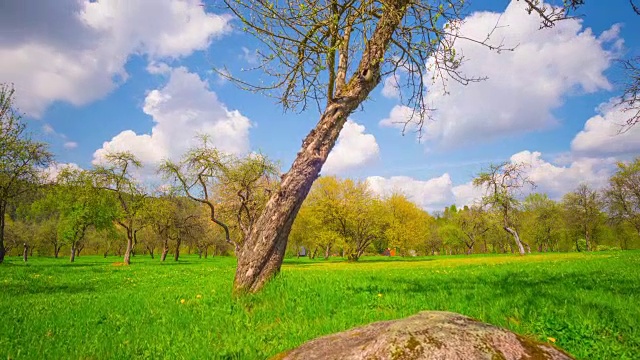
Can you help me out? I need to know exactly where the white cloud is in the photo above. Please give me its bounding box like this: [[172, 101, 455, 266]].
[[571, 99, 640, 156], [63, 141, 78, 150], [93, 67, 252, 165], [510, 150, 615, 198], [380, 0, 616, 146], [146, 61, 172, 75], [366, 149, 616, 212], [322, 120, 380, 175], [0, 0, 230, 117], [42, 162, 82, 182], [381, 74, 400, 99], [366, 174, 456, 212]]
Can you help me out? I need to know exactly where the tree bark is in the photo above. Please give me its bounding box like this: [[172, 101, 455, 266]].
[[161, 244, 169, 262], [123, 228, 133, 265], [174, 239, 181, 261], [54, 244, 61, 258], [70, 245, 76, 263], [23, 243, 28, 262], [504, 227, 526, 255], [324, 244, 331, 260], [0, 207, 6, 264]]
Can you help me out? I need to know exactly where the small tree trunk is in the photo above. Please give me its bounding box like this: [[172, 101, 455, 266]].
[[149, 248, 154, 259], [204, 247, 209, 259], [0, 214, 6, 264], [54, 245, 60, 258], [70, 245, 77, 263], [324, 244, 331, 260], [123, 235, 133, 265], [174, 239, 181, 261], [504, 227, 525, 255], [161, 245, 169, 262], [23, 243, 28, 262]]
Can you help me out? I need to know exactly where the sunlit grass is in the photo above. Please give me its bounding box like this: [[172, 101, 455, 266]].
[[1, 251, 639, 359]]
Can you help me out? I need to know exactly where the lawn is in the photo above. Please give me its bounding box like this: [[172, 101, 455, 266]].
[[1, 251, 639, 359]]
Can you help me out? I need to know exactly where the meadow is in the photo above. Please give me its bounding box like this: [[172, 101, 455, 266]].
[[1, 251, 639, 360]]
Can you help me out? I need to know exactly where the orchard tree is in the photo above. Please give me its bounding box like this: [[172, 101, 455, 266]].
[[456, 205, 490, 254], [383, 193, 432, 255], [160, 137, 279, 263], [563, 184, 604, 252], [521, 193, 563, 252], [0, 84, 53, 264], [606, 158, 640, 236], [33, 168, 118, 262], [94, 152, 147, 265], [473, 162, 533, 255]]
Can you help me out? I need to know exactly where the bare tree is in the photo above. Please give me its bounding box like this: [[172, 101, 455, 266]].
[[94, 152, 147, 265], [473, 162, 534, 255]]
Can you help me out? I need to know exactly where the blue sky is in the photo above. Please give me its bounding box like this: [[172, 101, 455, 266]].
[[2, 0, 639, 211]]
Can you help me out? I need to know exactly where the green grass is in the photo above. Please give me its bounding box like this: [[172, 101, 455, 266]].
[[1, 251, 639, 359]]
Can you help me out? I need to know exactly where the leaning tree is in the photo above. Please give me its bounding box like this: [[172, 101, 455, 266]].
[[212, 0, 636, 292]]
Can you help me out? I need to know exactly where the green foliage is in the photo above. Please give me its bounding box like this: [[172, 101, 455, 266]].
[[1, 252, 639, 359]]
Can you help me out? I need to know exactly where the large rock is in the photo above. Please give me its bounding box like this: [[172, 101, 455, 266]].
[[273, 311, 574, 360]]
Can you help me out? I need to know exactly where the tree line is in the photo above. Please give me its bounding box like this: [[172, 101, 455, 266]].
[[2, 82, 640, 266], [288, 162, 640, 259]]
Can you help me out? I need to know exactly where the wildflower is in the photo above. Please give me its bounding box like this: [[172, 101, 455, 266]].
[[547, 337, 556, 343], [196, 294, 202, 299], [180, 299, 186, 304], [378, 293, 383, 297]]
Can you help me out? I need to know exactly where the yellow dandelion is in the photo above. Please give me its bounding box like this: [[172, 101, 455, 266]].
[[547, 337, 556, 343], [196, 294, 202, 299], [180, 299, 186, 304], [378, 293, 383, 297]]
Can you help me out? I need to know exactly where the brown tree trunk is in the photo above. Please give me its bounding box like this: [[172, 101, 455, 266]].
[[23, 243, 28, 262], [54, 244, 60, 258], [70, 245, 76, 263], [123, 235, 133, 265], [504, 227, 526, 255], [174, 239, 181, 261], [231, 2, 409, 294], [324, 244, 331, 260], [148, 247, 154, 259], [0, 209, 6, 264], [161, 245, 169, 262]]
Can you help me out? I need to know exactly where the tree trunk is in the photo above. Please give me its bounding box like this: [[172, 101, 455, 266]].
[[54, 244, 60, 258], [174, 239, 181, 261], [70, 245, 76, 263], [504, 227, 526, 255], [231, 1, 408, 294], [0, 208, 6, 264], [204, 247, 208, 259], [324, 244, 331, 260], [148, 247, 154, 259], [23, 243, 28, 262], [161, 245, 169, 262], [123, 235, 133, 265]]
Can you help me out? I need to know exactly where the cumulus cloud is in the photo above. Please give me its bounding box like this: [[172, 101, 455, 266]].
[[93, 67, 252, 165], [0, 0, 230, 117], [366, 174, 456, 212], [509, 150, 615, 198], [380, 0, 617, 146], [381, 74, 401, 99], [366, 149, 616, 212], [42, 163, 82, 182], [322, 120, 380, 175], [571, 99, 640, 156]]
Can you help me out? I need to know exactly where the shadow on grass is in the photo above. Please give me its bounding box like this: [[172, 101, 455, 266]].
[[2, 283, 96, 296], [283, 257, 436, 267]]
